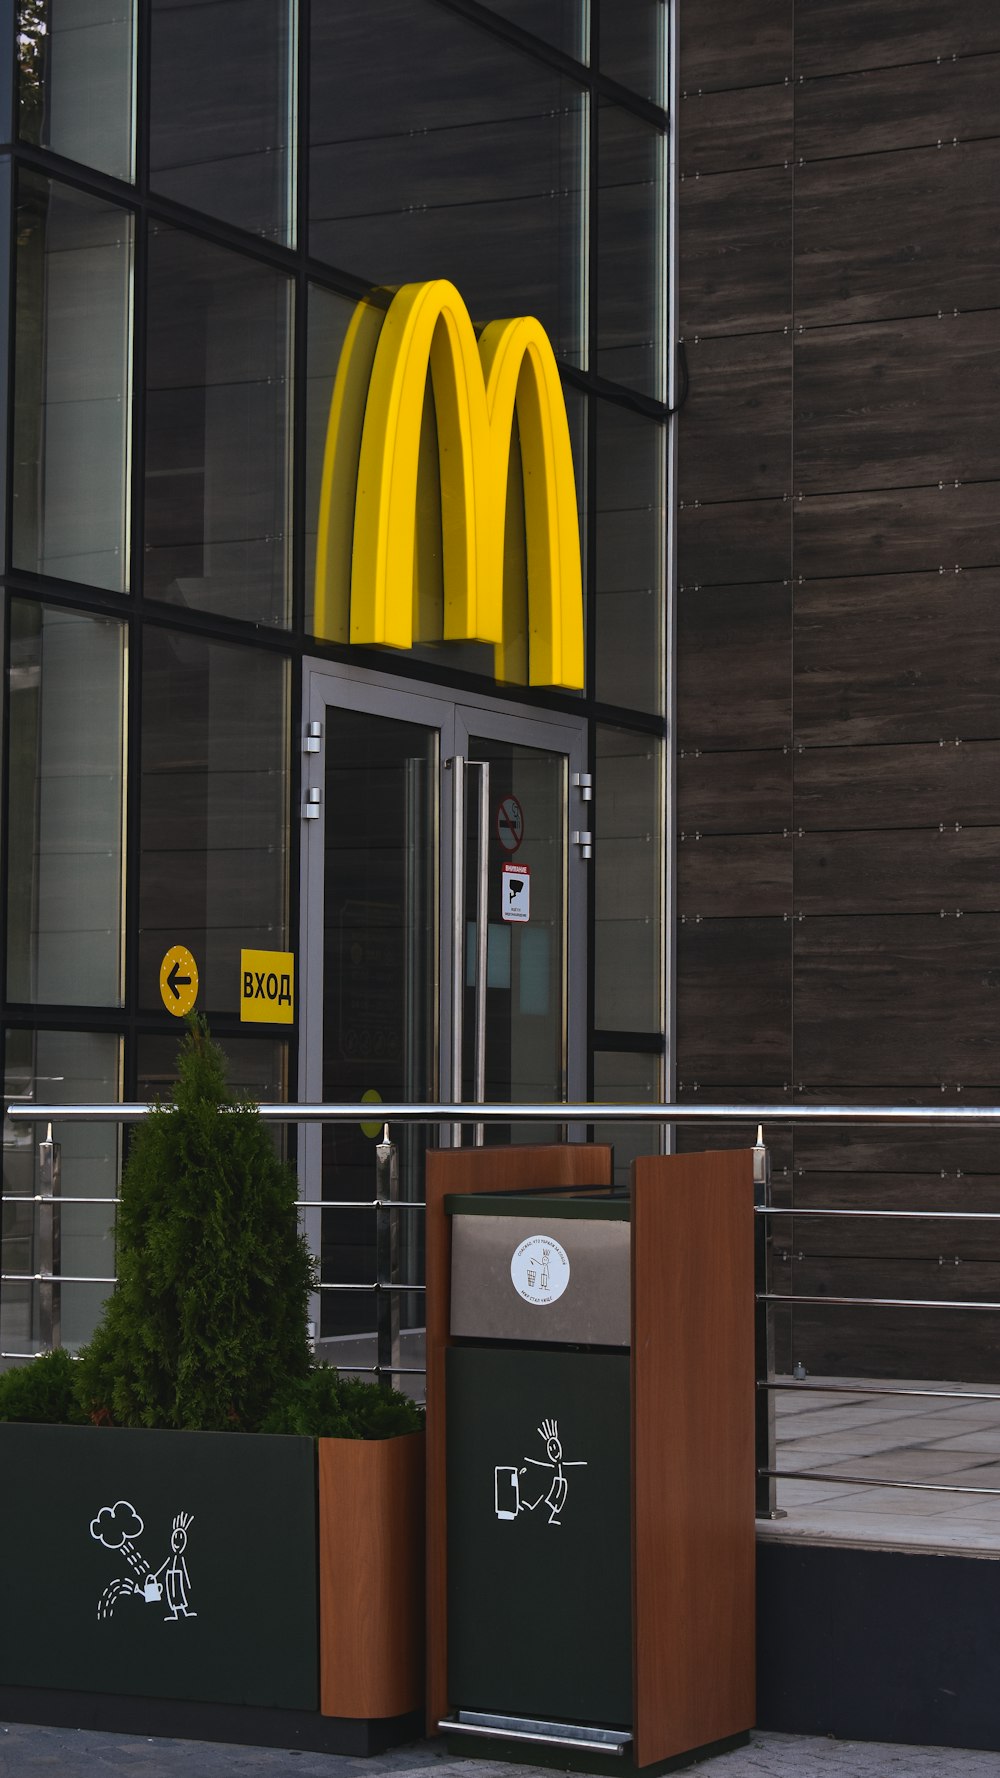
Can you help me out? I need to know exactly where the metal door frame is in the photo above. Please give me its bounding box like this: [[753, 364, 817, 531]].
[[299, 657, 588, 1245]]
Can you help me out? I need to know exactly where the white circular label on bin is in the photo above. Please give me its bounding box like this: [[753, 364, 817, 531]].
[[510, 1235, 571, 1307]]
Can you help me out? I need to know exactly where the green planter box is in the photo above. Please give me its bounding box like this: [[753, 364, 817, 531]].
[[0, 1424, 318, 1711]]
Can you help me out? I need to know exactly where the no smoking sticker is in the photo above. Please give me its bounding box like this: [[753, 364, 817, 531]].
[[496, 795, 524, 852], [501, 862, 530, 922]]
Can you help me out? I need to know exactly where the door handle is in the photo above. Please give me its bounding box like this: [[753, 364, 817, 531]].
[[447, 755, 490, 1147]]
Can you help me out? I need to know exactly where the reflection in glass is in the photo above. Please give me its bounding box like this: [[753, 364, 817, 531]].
[[305, 283, 380, 638], [599, 1, 666, 105], [595, 400, 664, 714], [477, 0, 587, 60], [463, 738, 566, 1146], [321, 707, 436, 1339], [138, 1035, 287, 1106], [139, 630, 289, 1011], [2, 1029, 121, 1353], [14, 174, 133, 592], [594, 726, 662, 1031], [144, 224, 292, 627], [593, 1051, 662, 1189], [18, 0, 136, 181], [598, 104, 664, 397], [7, 601, 126, 1007], [310, 0, 586, 363], [150, 0, 296, 243]]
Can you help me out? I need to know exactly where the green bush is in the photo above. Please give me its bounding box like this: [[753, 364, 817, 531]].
[[75, 1017, 314, 1432], [0, 1348, 87, 1424], [261, 1365, 424, 1439]]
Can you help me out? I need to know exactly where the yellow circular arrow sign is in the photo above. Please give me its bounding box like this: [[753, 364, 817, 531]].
[[159, 945, 199, 1017]]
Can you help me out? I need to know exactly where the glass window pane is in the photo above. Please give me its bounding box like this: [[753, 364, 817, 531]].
[[595, 400, 664, 714], [14, 174, 133, 593], [7, 600, 126, 1007], [598, 105, 664, 397], [593, 1051, 662, 1190], [150, 0, 296, 244], [310, 0, 586, 364], [144, 224, 292, 627], [599, 3, 666, 105], [478, 0, 587, 60], [138, 1034, 287, 1103], [139, 630, 289, 1012], [18, 0, 136, 182], [594, 726, 662, 1031], [2, 1028, 121, 1354]]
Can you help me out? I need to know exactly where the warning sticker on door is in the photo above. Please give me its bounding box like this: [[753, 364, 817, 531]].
[[501, 862, 530, 922]]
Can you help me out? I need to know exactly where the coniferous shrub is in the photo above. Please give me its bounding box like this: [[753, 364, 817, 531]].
[[0, 1349, 87, 1424], [75, 1017, 313, 1432], [260, 1366, 424, 1439]]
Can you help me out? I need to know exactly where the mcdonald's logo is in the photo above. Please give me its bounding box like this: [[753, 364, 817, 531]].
[[313, 279, 584, 690]]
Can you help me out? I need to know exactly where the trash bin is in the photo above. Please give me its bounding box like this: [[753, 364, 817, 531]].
[[427, 1145, 756, 1773], [445, 1190, 634, 1748]]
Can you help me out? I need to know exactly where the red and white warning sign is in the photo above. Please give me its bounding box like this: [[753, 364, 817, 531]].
[[501, 862, 530, 923], [496, 794, 524, 853]]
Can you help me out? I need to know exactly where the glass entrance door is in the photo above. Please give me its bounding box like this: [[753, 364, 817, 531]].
[[299, 663, 587, 1352]]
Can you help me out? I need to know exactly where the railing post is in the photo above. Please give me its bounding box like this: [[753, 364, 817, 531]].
[[753, 1125, 783, 1520], [37, 1123, 61, 1352], [375, 1123, 401, 1391]]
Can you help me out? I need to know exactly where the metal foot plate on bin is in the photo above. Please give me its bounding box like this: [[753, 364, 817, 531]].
[[441, 1711, 632, 1756]]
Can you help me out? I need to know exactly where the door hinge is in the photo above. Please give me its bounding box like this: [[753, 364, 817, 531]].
[[572, 829, 593, 860], [303, 720, 322, 753], [303, 786, 322, 820], [572, 771, 593, 801]]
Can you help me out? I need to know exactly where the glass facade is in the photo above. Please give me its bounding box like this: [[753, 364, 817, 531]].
[[0, 0, 671, 1352]]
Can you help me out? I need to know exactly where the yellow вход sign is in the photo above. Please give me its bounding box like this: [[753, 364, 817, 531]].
[[313, 279, 584, 690], [240, 949, 294, 1024]]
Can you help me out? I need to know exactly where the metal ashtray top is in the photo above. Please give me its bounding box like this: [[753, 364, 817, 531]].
[[446, 1191, 631, 1348]]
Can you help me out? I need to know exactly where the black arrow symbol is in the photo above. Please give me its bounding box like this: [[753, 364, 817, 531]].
[[167, 961, 192, 999]]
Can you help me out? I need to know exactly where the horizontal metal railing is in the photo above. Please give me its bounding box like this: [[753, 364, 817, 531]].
[[6, 1098, 1000, 1525]]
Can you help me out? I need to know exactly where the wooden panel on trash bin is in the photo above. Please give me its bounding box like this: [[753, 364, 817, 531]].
[[632, 1150, 756, 1766], [425, 1144, 613, 1737], [319, 1430, 425, 1719]]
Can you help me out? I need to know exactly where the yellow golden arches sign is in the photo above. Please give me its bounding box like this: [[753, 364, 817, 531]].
[[313, 279, 584, 691]]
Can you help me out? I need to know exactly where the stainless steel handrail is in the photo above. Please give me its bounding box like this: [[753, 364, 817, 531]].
[[7, 1099, 1000, 1526], [8, 1100, 1000, 1123]]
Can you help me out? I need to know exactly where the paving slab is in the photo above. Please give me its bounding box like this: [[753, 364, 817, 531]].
[[2, 1727, 1000, 1778]]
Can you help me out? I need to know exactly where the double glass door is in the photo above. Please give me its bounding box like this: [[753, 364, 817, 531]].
[[299, 663, 587, 1346]]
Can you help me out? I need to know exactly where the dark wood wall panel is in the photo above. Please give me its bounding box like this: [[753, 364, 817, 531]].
[[680, 85, 793, 177], [794, 485, 1000, 581], [795, 141, 1000, 327], [791, 1173, 1000, 1262], [678, 749, 793, 835], [795, 740, 1000, 833], [796, 0, 1000, 77], [676, 919, 792, 1084], [780, 1304, 1000, 1384], [797, 53, 1000, 161], [793, 915, 1000, 1086], [794, 311, 1000, 493], [677, 1, 1000, 1385], [679, 498, 790, 587], [793, 1089, 1000, 1176], [680, 332, 791, 502], [679, 168, 793, 336], [677, 584, 792, 748], [794, 828, 1000, 915], [679, 832, 792, 917], [793, 573, 1000, 745], [679, 0, 793, 94]]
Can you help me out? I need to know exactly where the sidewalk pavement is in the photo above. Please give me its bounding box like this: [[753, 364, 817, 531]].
[[1, 1727, 999, 1777]]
